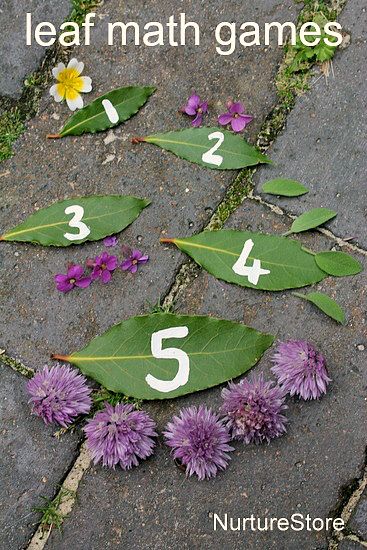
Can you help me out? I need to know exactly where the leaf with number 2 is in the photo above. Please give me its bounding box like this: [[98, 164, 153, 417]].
[[161, 230, 326, 291], [133, 127, 270, 169], [0, 195, 150, 246], [52, 313, 274, 399]]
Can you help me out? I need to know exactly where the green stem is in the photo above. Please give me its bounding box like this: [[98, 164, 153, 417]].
[[292, 291, 307, 300], [301, 246, 316, 256]]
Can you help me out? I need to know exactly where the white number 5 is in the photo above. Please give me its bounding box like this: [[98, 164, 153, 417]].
[[232, 239, 270, 285], [63, 205, 91, 241], [202, 131, 224, 167], [146, 326, 190, 393]]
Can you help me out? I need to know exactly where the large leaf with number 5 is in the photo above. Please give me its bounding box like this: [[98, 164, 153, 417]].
[[161, 230, 326, 291], [52, 313, 274, 399], [137, 127, 270, 169], [0, 195, 150, 246]]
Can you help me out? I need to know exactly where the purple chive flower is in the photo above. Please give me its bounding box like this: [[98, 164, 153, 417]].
[[181, 93, 208, 127], [271, 340, 331, 400], [221, 374, 288, 445], [218, 100, 253, 132], [54, 264, 91, 293], [84, 403, 157, 470], [27, 364, 92, 427], [91, 252, 118, 284], [103, 235, 118, 247], [164, 405, 234, 480], [121, 249, 149, 274]]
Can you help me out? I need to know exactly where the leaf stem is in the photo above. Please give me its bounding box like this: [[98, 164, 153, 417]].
[[292, 292, 307, 300], [46, 133, 62, 139], [51, 354, 70, 361], [131, 136, 146, 144], [160, 237, 175, 244], [301, 246, 316, 256], [282, 231, 292, 237]]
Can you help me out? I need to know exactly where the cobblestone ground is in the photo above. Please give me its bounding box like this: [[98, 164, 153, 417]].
[[0, 0, 366, 549]]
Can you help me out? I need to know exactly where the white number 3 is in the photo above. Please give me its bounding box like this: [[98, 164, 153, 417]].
[[146, 326, 190, 393], [232, 239, 270, 285], [63, 205, 91, 241], [202, 131, 224, 167]]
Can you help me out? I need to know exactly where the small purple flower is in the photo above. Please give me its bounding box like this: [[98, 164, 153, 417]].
[[218, 100, 253, 132], [54, 264, 91, 293], [164, 405, 234, 480], [84, 403, 157, 470], [271, 340, 331, 400], [221, 374, 288, 445], [91, 251, 118, 284], [181, 93, 208, 127], [27, 364, 92, 427], [121, 249, 149, 274], [103, 235, 118, 247]]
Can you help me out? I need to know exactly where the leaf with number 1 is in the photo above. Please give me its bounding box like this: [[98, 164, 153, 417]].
[[161, 230, 326, 291], [134, 127, 270, 169], [0, 195, 150, 246], [48, 86, 156, 138], [52, 313, 274, 400]]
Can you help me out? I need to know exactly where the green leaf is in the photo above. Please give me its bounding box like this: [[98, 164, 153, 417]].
[[262, 178, 309, 197], [53, 313, 274, 400], [138, 127, 270, 170], [315, 251, 363, 277], [0, 195, 150, 246], [51, 86, 156, 138], [161, 230, 326, 291], [290, 208, 337, 233], [293, 291, 346, 324]]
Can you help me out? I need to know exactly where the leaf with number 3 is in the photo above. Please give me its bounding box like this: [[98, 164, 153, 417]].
[[133, 127, 270, 169], [52, 313, 274, 399], [48, 86, 156, 138], [161, 230, 326, 291], [0, 195, 150, 246]]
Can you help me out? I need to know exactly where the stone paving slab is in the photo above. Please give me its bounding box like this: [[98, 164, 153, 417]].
[[47, 200, 367, 550], [348, 487, 367, 542], [0, 0, 300, 370], [339, 540, 366, 550], [253, 0, 367, 249], [0, 363, 81, 549], [0, 0, 70, 98]]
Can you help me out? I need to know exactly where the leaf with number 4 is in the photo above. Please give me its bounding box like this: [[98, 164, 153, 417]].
[[134, 127, 270, 169], [52, 313, 274, 399], [262, 178, 309, 197], [161, 230, 326, 291], [0, 195, 150, 246], [293, 292, 346, 324], [290, 208, 337, 233], [48, 86, 156, 138]]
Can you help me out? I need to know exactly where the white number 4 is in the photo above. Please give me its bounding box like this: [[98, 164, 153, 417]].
[[64, 205, 91, 241], [146, 326, 189, 393], [202, 131, 224, 167], [232, 239, 270, 285]]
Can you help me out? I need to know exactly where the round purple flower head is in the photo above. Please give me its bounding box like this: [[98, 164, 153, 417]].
[[164, 405, 234, 481], [221, 374, 288, 445], [271, 340, 331, 400], [27, 364, 92, 427], [84, 403, 157, 470]]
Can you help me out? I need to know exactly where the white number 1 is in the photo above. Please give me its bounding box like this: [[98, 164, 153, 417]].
[[202, 131, 224, 167], [232, 239, 270, 285], [146, 326, 190, 393], [63, 205, 91, 241]]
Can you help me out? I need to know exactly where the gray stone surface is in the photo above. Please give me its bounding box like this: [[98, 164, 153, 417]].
[[0, 0, 300, 370], [47, 200, 367, 550], [348, 488, 367, 541], [339, 539, 365, 550], [0, 364, 81, 549], [0, 0, 70, 98], [253, 0, 367, 249]]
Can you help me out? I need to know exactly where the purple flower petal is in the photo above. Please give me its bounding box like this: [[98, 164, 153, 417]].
[[231, 116, 248, 133], [105, 255, 117, 270], [187, 94, 201, 109], [67, 264, 84, 279], [101, 270, 112, 284], [130, 264, 138, 274], [200, 101, 208, 114], [56, 281, 74, 293], [184, 105, 197, 116], [218, 113, 233, 126], [229, 101, 245, 114], [191, 114, 203, 127], [75, 276, 92, 289], [103, 236, 118, 247], [121, 259, 133, 271], [138, 255, 149, 264]]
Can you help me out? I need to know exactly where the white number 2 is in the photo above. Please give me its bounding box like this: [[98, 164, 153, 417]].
[[63, 205, 91, 241], [202, 131, 224, 167], [146, 326, 190, 393], [232, 239, 270, 285]]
